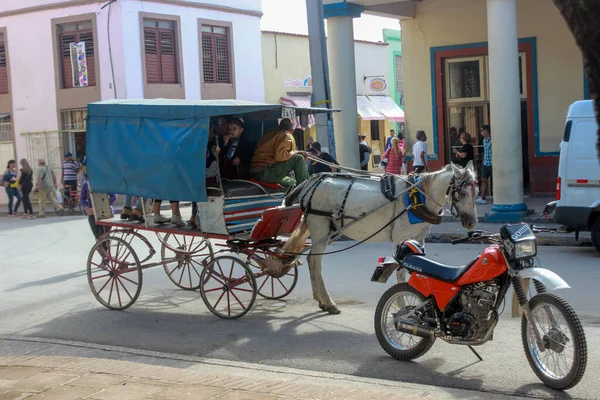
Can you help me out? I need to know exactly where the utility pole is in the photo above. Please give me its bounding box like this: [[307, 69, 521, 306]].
[[306, 0, 335, 157]]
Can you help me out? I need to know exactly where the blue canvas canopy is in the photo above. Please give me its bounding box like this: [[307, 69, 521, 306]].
[[86, 99, 334, 202]]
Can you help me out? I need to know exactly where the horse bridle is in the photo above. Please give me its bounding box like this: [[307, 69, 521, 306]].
[[446, 175, 478, 218]]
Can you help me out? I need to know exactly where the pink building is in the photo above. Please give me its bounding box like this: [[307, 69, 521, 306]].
[[0, 0, 265, 205]]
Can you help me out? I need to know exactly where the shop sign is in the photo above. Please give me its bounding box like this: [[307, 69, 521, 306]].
[[284, 76, 312, 88], [369, 77, 387, 92]]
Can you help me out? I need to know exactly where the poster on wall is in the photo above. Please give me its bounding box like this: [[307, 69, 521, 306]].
[[70, 42, 89, 88]]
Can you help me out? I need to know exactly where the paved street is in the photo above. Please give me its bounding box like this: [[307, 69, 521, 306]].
[[1, 215, 599, 399]]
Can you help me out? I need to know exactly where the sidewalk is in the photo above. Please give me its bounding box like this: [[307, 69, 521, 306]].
[[0, 336, 524, 400]]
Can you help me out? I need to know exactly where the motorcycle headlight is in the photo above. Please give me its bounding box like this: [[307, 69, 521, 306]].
[[515, 241, 536, 259]]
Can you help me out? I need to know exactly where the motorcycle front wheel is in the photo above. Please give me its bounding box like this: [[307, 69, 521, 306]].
[[521, 293, 587, 390], [374, 283, 435, 361]]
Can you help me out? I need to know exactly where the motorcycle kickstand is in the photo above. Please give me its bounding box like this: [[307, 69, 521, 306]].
[[468, 345, 483, 361]]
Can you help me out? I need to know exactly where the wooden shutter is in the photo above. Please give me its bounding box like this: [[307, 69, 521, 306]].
[[0, 41, 7, 95], [215, 34, 229, 83], [60, 33, 76, 88], [159, 30, 177, 84], [60, 29, 95, 88], [201, 33, 215, 83], [79, 30, 96, 86], [144, 29, 160, 84]]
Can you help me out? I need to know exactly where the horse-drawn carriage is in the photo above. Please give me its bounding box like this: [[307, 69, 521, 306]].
[[85, 99, 333, 319]]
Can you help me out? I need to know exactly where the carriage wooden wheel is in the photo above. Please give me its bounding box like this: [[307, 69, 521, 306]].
[[87, 236, 143, 310], [199, 256, 257, 319], [158, 233, 214, 290]]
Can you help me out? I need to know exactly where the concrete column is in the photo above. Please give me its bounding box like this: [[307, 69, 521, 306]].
[[306, 0, 333, 154], [324, 2, 363, 169], [486, 0, 527, 222]]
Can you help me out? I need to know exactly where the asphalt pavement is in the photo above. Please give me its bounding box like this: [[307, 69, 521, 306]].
[[1, 215, 599, 399]]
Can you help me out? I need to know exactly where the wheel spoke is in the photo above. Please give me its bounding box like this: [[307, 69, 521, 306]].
[[230, 290, 247, 310]]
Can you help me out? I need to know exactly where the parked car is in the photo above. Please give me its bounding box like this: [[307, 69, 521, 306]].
[[555, 100, 600, 252]]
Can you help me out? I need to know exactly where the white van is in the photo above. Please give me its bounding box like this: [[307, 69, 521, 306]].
[[555, 100, 600, 252]]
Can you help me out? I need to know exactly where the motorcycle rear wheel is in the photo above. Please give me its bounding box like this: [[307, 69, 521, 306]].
[[374, 283, 435, 361], [521, 293, 587, 390]]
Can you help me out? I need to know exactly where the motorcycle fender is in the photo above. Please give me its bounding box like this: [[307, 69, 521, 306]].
[[371, 261, 400, 283], [516, 268, 570, 292]]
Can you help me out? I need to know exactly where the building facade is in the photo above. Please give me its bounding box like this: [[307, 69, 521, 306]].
[[382, 28, 403, 114], [400, 0, 584, 195], [262, 30, 403, 169], [0, 0, 264, 204]]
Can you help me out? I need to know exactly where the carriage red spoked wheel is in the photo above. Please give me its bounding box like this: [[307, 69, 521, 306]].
[[87, 236, 143, 310], [199, 256, 257, 319], [160, 234, 214, 290], [246, 257, 298, 300]]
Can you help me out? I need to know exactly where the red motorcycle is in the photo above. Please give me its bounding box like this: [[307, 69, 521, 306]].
[[372, 202, 587, 390]]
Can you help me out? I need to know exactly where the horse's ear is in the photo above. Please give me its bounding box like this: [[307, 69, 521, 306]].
[[450, 162, 462, 177], [465, 160, 474, 172]]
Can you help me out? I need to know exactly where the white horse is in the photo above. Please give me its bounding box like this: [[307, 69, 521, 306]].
[[265, 161, 479, 314]]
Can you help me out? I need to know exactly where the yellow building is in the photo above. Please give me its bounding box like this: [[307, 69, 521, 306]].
[[262, 31, 404, 169], [398, 0, 584, 195]]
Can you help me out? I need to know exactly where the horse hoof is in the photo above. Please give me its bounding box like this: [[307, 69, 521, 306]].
[[326, 306, 341, 315]]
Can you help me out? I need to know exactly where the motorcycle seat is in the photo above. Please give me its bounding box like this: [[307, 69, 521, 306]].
[[402, 254, 473, 282]]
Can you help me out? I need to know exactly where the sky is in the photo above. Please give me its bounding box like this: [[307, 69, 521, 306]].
[[260, 0, 400, 42]]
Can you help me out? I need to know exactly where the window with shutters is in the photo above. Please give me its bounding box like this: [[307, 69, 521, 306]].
[[57, 21, 96, 89], [143, 19, 179, 84], [201, 25, 231, 84], [0, 32, 8, 95]]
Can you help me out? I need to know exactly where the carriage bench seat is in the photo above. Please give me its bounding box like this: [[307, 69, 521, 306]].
[[209, 179, 285, 198]]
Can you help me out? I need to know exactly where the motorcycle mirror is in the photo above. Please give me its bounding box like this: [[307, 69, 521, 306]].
[[542, 201, 557, 216]]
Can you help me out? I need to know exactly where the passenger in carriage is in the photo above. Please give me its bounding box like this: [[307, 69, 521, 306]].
[[150, 200, 184, 226], [250, 118, 309, 189], [207, 116, 250, 180]]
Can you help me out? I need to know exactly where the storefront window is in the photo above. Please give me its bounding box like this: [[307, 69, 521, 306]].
[[446, 58, 484, 101]]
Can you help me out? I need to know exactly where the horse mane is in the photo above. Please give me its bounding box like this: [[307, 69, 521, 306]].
[[416, 163, 477, 188]]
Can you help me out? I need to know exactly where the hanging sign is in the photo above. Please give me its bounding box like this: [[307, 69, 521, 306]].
[[70, 42, 89, 88], [369, 77, 387, 92]]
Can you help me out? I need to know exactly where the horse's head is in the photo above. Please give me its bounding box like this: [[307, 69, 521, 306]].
[[447, 161, 478, 230]]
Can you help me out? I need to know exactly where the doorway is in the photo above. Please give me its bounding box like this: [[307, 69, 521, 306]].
[[521, 100, 530, 192]]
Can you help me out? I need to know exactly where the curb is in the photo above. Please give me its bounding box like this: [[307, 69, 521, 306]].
[[0, 335, 518, 400]]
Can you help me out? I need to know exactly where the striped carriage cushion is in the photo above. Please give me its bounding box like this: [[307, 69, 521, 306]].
[[224, 193, 286, 234]]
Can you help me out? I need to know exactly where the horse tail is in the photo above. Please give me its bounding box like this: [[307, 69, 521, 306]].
[[284, 178, 311, 206]]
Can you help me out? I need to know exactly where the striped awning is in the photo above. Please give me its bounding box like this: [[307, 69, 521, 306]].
[[357, 95, 385, 120], [280, 96, 316, 129], [367, 95, 405, 122]]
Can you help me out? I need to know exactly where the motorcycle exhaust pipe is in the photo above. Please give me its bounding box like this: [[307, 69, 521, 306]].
[[395, 319, 436, 340]]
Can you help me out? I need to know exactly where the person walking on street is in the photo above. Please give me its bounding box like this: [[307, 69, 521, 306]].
[[381, 137, 404, 175], [250, 118, 309, 189], [385, 129, 396, 152], [412, 130, 428, 173], [3, 160, 21, 216], [61, 152, 80, 205], [34, 159, 63, 217], [16, 159, 34, 219], [358, 134, 371, 171], [476, 125, 492, 204]]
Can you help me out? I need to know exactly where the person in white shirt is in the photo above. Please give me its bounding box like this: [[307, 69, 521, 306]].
[[412, 130, 428, 173]]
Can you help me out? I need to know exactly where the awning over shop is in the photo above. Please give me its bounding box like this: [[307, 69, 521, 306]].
[[357, 95, 385, 120], [367, 95, 405, 122], [280, 96, 316, 129]]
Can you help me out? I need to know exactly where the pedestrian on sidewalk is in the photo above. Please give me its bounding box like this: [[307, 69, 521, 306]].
[[34, 159, 63, 217], [476, 125, 492, 204], [61, 152, 80, 206], [358, 134, 371, 171], [412, 130, 428, 173], [3, 160, 21, 216], [16, 159, 34, 219], [381, 136, 404, 175], [452, 132, 474, 168]]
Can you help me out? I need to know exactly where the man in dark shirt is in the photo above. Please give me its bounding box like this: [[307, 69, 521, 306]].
[[307, 141, 339, 175], [358, 134, 371, 171]]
